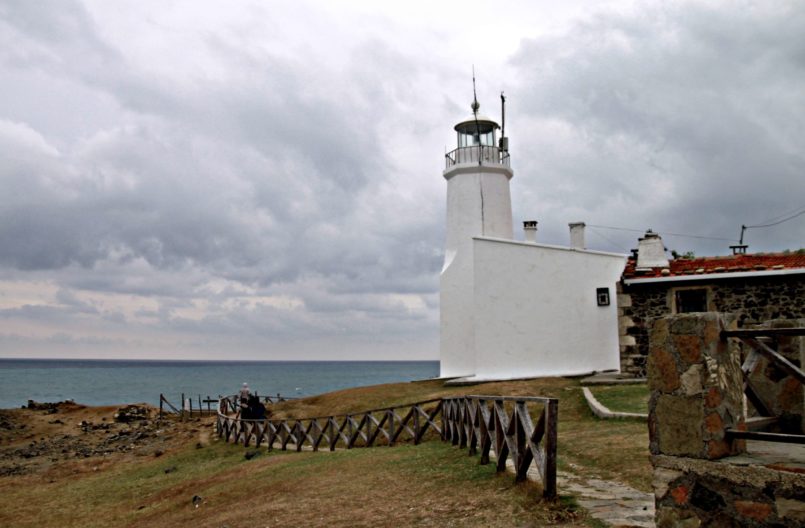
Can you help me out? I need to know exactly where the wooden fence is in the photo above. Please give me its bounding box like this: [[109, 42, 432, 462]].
[[442, 395, 558, 498], [722, 327, 805, 445], [216, 393, 559, 498], [159, 393, 219, 419]]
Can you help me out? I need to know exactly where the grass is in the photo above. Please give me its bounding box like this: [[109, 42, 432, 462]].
[[588, 384, 650, 415], [0, 377, 652, 527]]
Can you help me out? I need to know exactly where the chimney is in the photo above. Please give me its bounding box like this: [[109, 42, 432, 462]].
[[569, 222, 585, 249], [636, 230, 670, 269], [523, 220, 538, 243]]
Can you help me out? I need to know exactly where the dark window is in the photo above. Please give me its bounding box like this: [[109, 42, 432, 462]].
[[675, 289, 708, 313]]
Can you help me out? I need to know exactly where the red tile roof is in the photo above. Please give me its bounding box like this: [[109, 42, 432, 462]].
[[623, 252, 805, 280]]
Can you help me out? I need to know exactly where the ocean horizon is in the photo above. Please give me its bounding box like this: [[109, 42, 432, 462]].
[[0, 358, 440, 410]]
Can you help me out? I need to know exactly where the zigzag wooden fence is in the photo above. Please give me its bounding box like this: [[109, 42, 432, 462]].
[[216, 393, 559, 498], [217, 397, 443, 451], [442, 395, 558, 498]]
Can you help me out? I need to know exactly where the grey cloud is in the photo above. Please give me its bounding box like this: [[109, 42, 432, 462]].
[[510, 2, 805, 254]]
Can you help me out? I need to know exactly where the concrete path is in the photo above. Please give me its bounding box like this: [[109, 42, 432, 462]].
[[558, 468, 654, 528], [500, 454, 655, 527]]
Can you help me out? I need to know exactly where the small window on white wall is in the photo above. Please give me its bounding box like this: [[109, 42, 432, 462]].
[[674, 288, 708, 313]]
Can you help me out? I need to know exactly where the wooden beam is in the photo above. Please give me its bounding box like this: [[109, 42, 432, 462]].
[[743, 337, 805, 385], [722, 328, 805, 338], [543, 400, 558, 498], [726, 429, 805, 444]]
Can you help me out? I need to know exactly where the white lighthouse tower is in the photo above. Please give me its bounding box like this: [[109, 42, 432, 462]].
[[440, 94, 513, 378]]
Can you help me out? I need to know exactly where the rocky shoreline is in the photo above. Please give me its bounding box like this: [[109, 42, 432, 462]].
[[0, 400, 205, 478]]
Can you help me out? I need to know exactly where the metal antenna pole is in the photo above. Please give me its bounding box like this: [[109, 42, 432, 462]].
[[472, 67, 481, 165], [500, 92, 506, 141]]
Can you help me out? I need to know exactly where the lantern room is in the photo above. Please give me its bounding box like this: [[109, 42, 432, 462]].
[[454, 115, 499, 148]]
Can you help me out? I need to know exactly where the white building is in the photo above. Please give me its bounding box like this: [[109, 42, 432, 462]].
[[439, 98, 627, 381]]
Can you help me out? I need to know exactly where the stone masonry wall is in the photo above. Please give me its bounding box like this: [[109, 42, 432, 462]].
[[648, 313, 805, 527], [647, 313, 745, 460], [619, 275, 805, 377]]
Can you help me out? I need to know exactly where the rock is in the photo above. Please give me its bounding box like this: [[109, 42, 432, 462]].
[[164, 465, 177, 474], [192, 495, 203, 508], [244, 450, 260, 460], [114, 405, 152, 423]]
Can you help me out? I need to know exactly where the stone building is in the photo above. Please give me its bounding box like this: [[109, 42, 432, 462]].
[[618, 231, 805, 377]]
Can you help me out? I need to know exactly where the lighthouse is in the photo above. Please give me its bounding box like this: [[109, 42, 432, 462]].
[[438, 89, 627, 381], [440, 94, 513, 377]]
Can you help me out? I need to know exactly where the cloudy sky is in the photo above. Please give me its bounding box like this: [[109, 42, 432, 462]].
[[1, 0, 803, 360]]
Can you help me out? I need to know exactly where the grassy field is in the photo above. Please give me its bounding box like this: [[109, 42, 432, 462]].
[[588, 384, 650, 415], [0, 377, 650, 527]]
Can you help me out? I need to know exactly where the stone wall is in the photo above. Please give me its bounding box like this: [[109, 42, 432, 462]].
[[647, 313, 745, 460], [619, 274, 805, 377], [648, 313, 805, 527]]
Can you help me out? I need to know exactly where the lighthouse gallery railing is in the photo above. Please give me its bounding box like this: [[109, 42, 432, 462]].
[[445, 145, 510, 169]]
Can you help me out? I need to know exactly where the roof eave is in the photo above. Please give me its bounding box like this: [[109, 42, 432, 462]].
[[623, 267, 805, 285]]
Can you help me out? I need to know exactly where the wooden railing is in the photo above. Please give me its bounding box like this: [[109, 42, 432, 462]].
[[442, 395, 558, 498], [722, 327, 805, 444], [216, 394, 559, 498], [217, 398, 442, 450], [159, 393, 219, 419]]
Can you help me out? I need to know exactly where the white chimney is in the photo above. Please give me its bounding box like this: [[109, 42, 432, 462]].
[[523, 220, 538, 243], [569, 222, 585, 249], [636, 230, 670, 269]]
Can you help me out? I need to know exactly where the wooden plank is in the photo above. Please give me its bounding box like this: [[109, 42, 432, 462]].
[[335, 416, 351, 447], [467, 400, 479, 455], [418, 401, 443, 438], [254, 422, 264, 448], [726, 429, 805, 444], [493, 401, 509, 473], [266, 422, 276, 451], [348, 415, 368, 448], [722, 328, 805, 338], [295, 421, 305, 451], [280, 422, 293, 451], [741, 349, 762, 376], [310, 419, 322, 451], [543, 399, 558, 498], [745, 416, 779, 431], [328, 417, 339, 452], [514, 402, 529, 482], [478, 399, 492, 465], [390, 407, 414, 444], [744, 379, 774, 417], [743, 337, 805, 384], [366, 413, 389, 446], [528, 409, 547, 472], [387, 409, 396, 446]]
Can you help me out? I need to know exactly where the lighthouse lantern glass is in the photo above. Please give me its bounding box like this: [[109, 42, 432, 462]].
[[457, 123, 496, 148]]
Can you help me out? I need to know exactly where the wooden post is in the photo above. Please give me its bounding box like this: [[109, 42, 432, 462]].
[[543, 399, 558, 498], [181, 392, 185, 420], [159, 394, 164, 420]]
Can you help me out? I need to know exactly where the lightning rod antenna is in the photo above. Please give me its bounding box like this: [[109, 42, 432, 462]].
[[500, 92, 506, 139]]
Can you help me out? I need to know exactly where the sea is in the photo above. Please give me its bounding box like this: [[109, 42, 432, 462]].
[[0, 359, 440, 410]]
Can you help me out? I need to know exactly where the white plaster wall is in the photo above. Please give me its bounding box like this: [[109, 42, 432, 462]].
[[440, 252, 475, 377], [440, 163, 513, 378], [443, 165, 513, 264], [471, 238, 627, 379]]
